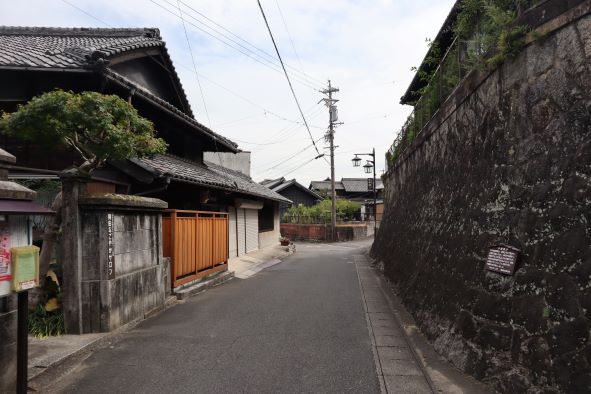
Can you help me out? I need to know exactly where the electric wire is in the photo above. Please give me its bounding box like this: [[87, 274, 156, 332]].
[[59, 0, 324, 143], [274, 0, 310, 86], [176, 0, 325, 88], [60, 0, 113, 27], [257, 0, 323, 159], [151, 0, 322, 91], [176, 0, 211, 127]]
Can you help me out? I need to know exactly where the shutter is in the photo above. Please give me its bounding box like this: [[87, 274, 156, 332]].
[[228, 208, 237, 258], [237, 208, 246, 256], [245, 209, 259, 253]]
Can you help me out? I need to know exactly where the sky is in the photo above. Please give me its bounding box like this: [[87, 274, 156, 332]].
[[1, 0, 455, 187]]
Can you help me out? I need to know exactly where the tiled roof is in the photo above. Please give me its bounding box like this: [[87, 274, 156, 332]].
[[265, 178, 323, 200], [309, 180, 345, 191], [310, 178, 383, 193], [0, 26, 239, 152], [136, 154, 291, 203], [341, 178, 384, 192], [0, 27, 163, 69], [260, 177, 285, 190]]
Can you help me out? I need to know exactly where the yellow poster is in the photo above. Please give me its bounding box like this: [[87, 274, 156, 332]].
[[11, 245, 39, 292]]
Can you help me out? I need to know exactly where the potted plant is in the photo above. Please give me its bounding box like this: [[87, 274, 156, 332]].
[[279, 236, 290, 246]]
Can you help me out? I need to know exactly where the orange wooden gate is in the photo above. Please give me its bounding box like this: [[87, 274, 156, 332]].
[[162, 210, 229, 288]]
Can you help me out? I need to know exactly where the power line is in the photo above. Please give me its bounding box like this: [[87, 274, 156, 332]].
[[60, 0, 322, 138], [60, 0, 113, 27], [176, 0, 211, 127], [274, 0, 310, 86], [254, 136, 323, 173], [257, 0, 323, 159], [151, 0, 322, 91], [177, 0, 326, 88]]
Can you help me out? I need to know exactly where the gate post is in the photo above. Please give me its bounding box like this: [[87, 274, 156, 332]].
[[59, 169, 89, 335]]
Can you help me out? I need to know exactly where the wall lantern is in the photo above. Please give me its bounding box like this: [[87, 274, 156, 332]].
[[352, 155, 362, 167]]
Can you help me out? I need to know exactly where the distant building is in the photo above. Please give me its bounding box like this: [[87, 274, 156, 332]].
[[309, 177, 384, 220], [260, 177, 322, 218]]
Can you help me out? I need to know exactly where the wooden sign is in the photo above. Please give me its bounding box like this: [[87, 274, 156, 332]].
[[367, 178, 374, 191], [485, 245, 520, 275], [11, 245, 39, 292]]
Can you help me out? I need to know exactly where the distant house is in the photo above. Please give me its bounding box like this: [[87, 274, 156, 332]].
[[309, 177, 384, 219], [260, 177, 323, 217], [0, 26, 291, 286]]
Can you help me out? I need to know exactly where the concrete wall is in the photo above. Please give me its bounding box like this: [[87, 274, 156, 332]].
[[372, 5, 591, 393], [204, 151, 251, 177], [78, 197, 168, 333], [0, 215, 29, 393], [258, 202, 280, 249]]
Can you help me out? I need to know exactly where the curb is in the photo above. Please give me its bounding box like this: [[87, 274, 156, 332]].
[[174, 270, 235, 300]]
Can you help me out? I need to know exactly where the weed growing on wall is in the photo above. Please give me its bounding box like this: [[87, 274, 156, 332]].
[[387, 0, 540, 166]]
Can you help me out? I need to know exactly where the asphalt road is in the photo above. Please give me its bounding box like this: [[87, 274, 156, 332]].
[[51, 240, 380, 393]]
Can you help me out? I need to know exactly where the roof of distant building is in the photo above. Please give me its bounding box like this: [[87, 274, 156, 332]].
[[310, 178, 383, 193], [136, 154, 291, 203], [260, 177, 323, 200]]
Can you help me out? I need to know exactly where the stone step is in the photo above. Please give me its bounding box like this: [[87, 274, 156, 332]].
[[174, 270, 235, 300]]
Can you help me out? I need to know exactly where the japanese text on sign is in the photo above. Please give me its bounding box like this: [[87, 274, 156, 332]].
[[485, 245, 519, 275], [107, 213, 115, 279]]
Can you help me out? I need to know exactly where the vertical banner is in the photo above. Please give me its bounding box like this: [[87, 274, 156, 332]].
[[0, 222, 12, 297], [107, 213, 115, 279]]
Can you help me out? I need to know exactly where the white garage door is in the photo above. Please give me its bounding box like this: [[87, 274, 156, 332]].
[[237, 208, 246, 256], [228, 208, 237, 258], [245, 209, 259, 253]]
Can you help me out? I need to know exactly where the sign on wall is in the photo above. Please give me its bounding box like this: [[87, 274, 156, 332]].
[[11, 245, 39, 292], [485, 245, 520, 275], [0, 222, 11, 297], [107, 213, 115, 279]]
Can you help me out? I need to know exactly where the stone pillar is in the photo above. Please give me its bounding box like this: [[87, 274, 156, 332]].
[[59, 170, 89, 335]]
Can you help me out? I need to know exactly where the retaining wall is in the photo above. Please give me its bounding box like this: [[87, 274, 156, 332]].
[[372, 3, 591, 392]]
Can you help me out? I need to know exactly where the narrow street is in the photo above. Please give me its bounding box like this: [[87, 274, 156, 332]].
[[44, 239, 431, 393]]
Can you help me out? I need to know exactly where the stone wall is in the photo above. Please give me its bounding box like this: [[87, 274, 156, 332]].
[[78, 195, 168, 333], [372, 6, 591, 393]]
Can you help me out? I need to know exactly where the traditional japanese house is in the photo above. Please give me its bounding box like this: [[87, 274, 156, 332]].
[[0, 26, 290, 288], [260, 177, 322, 218]]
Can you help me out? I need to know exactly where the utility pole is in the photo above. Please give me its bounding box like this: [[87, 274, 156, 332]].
[[321, 80, 340, 241]]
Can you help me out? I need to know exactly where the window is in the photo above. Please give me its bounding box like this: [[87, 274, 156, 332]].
[[258, 202, 275, 232]]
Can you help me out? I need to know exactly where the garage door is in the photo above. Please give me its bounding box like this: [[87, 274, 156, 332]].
[[237, 208, 246, 256], [228, 207, 237, 258], [245, 209, 259, 253]]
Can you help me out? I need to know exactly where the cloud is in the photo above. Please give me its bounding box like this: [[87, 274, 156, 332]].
[[1, 0, 455, 186]]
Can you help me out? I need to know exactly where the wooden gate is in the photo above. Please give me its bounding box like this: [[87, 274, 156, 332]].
[[162, 210, 229, 288]]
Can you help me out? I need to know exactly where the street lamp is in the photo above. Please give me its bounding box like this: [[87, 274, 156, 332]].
[[351, 148, 377, 238]]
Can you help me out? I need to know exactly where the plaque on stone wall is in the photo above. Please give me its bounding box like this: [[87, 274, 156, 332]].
[[107, 213, 115, 279], [485, 245, 520, 275]]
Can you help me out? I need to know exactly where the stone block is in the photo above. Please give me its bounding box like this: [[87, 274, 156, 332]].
[[473, 291, 511, 322], [511, 295, 548, 334], [547, 317, 589, 356], [455, 310, 478, 340], [545, 273, 580, 319], [475, 323, 512, 351]]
